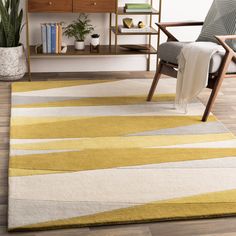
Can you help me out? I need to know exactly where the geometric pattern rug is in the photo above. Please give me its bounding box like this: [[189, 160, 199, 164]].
[[8, 79, 236, 231]]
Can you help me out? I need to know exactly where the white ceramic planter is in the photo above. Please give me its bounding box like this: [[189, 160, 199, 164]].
[[75, 41, 85, 50], [0, 45, 26, 81], [91, 37, 100, 47]]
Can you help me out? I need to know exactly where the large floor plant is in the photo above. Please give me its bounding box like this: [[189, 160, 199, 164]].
[[0, 0, 26, 81]]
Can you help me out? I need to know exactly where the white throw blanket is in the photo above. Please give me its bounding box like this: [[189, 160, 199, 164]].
[[175, 42, 224, 112]]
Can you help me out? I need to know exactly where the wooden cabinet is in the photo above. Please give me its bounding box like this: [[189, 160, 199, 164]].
[[73, 0, 116, 13], [28, 0, 115, 13], [28, 0, 73, 13]]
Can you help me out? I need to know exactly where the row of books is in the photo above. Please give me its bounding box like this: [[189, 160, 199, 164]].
[[125, 3, 153, 13], [41, 23, 62, 54]]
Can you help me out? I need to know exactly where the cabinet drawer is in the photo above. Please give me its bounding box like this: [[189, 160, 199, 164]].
[[28, 0, 73, 13], [73, 0, 116, 13]]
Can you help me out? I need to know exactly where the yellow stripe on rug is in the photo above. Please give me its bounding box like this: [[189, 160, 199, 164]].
[[12, 79, 115, 92], [12, 95, 176, 108], [11, 116, 216, 139], [10, 148, 236, 174], [15, 189, 236, 231], [11, 133, 234, 151]]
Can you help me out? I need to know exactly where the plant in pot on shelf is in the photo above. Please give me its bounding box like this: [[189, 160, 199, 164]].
[[0, 0, 26, 81], [63, 14, 94, 51]]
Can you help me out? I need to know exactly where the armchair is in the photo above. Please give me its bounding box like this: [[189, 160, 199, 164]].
[[147, 1, 236, 122]]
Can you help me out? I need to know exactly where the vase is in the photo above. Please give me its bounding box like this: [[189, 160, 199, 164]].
[[91, 37, 100, 47], [75, 41, 85, 50], [0, 45, 26, 81]]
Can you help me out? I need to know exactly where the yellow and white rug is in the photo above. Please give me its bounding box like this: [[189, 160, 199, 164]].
[[8, 79, 236, 231]]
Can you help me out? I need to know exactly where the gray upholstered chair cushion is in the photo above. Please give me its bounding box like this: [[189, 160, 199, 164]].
[[158, 41, 236, 74], [196, 0, 236, 50]]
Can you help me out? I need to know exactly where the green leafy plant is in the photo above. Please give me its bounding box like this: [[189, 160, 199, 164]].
[[0, 0, 24, 47], [63, 14, 94, 42]]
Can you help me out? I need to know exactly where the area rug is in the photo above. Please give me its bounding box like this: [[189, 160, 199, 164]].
[[8, 78, 236, 231]]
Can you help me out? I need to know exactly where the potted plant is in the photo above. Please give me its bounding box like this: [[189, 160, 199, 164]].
[[64, 14, 94, 50], [0, 0, 26, 81]]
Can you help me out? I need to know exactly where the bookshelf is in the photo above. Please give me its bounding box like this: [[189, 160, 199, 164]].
[[26, 0, 162, 80]]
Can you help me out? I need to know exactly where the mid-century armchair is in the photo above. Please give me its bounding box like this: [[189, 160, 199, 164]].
[[147, 0, 236, 122]]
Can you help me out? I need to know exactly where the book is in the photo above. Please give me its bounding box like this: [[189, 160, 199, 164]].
[[119, 25, 152, 33], [125, 8, 153, 13], [125, 3, 151, 9], [55, 23, 59, 54], [46, 24, 51, 53], [58, 23, 62, 53], [41, 24, 47, 54], [40, 22, 63, 54], [51, 24, 57, 54]]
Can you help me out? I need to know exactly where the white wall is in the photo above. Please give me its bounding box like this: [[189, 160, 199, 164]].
[[20, 0, 213, 72]]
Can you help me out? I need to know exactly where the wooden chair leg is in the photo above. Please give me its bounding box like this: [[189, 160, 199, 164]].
[[202, 53, 233, 122], [147, 63, 163, 101], [202, 76, 224, 122]]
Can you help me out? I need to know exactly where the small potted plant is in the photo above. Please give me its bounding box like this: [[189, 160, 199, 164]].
[[0, 0, 26, 81], [63, 14, 94, 50]]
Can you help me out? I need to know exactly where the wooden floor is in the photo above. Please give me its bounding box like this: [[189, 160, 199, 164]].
[[0, 72, 236, 236]]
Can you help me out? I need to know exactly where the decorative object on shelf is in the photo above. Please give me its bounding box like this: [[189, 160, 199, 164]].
[[61, 42, 68, 54], [138, 21, 145, 28], [123, 18, 134, 29], [0, 0, 26, 81], [125, 3, 152, 13], [121, 18, 149, 33], [90, 34, 100, 53], [35, 44, 42, 54], [63, 13, 94, 51]]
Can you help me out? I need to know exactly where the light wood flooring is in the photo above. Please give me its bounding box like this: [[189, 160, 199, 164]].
[[0, 72, 236, 236]]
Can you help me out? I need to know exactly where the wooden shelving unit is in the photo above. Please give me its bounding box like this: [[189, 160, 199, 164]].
[[26, 0, 162, 80], [111, 0, 162, 71]]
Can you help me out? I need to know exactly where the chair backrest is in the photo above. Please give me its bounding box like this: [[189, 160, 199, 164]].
[[197, 0, 236, 50]]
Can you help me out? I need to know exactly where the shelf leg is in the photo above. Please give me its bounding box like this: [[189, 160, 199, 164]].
[[115, 12, 118, 51], [147, 0, 153, 71], [26, 0, 32, 81], [147, 32, 152, 71], [147, 55, 151, 71], [154, 0, 162, 74], [158, 0, 162, 48], [109, 13, 112, 47]]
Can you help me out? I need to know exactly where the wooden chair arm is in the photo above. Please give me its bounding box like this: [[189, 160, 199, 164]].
[[215, 35, 236, 62], [157, 21, 204, 27], [156, 22, 204, 42]]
